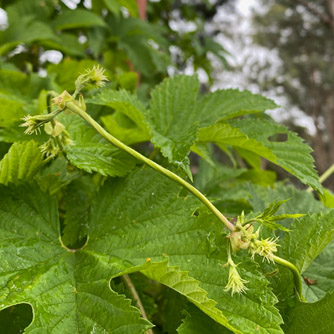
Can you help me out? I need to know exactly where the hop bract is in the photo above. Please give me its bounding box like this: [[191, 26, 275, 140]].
[[75, 65, 109, 93], [250, 237, 279, 263], [224, 255, 248, 296]]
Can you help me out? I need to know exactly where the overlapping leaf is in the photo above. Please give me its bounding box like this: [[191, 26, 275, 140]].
[[284, 292, 334, 334], [279, 211, 334, 273], [86, 88, 150, 144], [146, 76, 278, 177], [0, 184, 151, 333], [87, 168, 284, 334], [177, 306, 232, 334], [59, 114, 137, 177], [198, 119, 321, 191], [0, 169, 283, 334], [302, 242, 334, 302], [0, 140, 45, 185]]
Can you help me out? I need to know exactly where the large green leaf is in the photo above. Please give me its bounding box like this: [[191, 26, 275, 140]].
[[60, 114, 137, 177], [279, 211, 334, 273], [86, 88, 150, 144], [0, 140, 45, 185], [302, 242, 334, 302], [0, 184, 151, 333], [284, 292, 334, 334], [197, 119, 321, 191], [88, 168, 284, 334], [148, 75, 200, 176], [0, 169, 283, 334], [147, 76, 278, 177]]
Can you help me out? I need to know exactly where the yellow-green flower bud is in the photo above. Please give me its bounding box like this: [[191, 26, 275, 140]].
[[21, 113, 58, 135], [250, 237, 279, 263], [224, 257, 248, 295], [74, 65, 108, 94], [40, 138, 60, 158]]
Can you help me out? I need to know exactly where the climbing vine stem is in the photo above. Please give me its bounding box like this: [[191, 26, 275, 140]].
[[48, 91, 235, 232], [272, 255, 305, 302], [47, 90, 306, 300]]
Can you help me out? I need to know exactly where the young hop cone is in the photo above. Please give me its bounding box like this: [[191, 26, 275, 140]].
[[224, 256, 248, 296], [21, 113, 56, 135], [74, 65, 109, 93], [250, 237, 279, 263]]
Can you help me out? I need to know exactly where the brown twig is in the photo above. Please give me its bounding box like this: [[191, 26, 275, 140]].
[[122, 274, 153, 334]]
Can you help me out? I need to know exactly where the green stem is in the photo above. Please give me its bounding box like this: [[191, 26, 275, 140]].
[[306, 163, 334, 192], [272, 255, 306, 302], [319, 163, 334, 184], [63, 99, 235, 232]]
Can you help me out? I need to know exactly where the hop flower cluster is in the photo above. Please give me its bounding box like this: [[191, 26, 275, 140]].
[[224, 254, 248, 296], [74, 65, 109, 94], [20, 113, 56, 135], [249, 237, 279, 263]]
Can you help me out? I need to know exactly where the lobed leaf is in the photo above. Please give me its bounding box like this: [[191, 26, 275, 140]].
[[195, 89, 278, 127], [0, 184, 152, 333], [60, 114, 137, 177], [198, 119, 321, 192], [148, 75, 200, 177], [88, 168, 284, 334]]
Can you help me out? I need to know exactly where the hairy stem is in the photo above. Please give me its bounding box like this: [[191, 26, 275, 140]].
[[48, 90, 306, 300], [122, 274, 153, 333], [63, 99, 235, 232], [272, 255, 306, 302]]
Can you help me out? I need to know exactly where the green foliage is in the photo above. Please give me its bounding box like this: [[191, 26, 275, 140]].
[[0, 2, 332, 332], [251, 199, 304, 232], [198, 119, 321, 191], [60, 114, 137, 177], [284, 292, 334, 334], [0, 140, 45, 185]]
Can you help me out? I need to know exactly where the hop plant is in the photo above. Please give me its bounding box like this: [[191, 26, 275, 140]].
[[74, 65, 109, 95], [21, 113, 57, 135], [224, 252, 248, 296], [249, 237, 279, 263]]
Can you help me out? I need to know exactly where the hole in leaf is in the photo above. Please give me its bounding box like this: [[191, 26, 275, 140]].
[[0, 303, 33, 333], [267, 133, 288, 142]]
